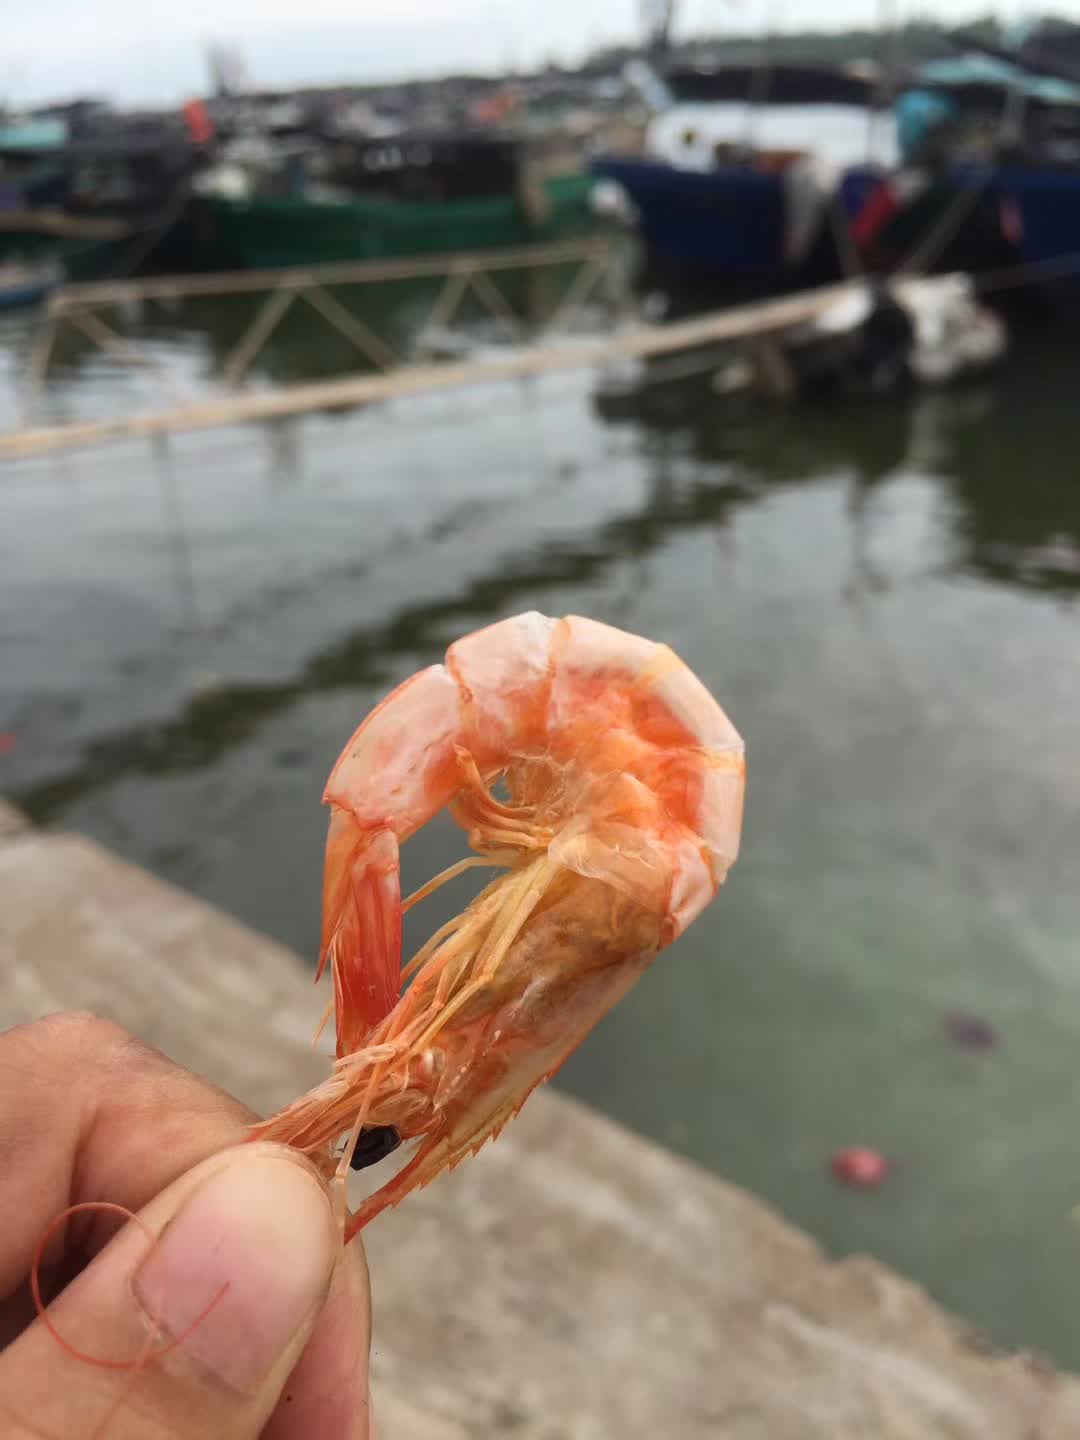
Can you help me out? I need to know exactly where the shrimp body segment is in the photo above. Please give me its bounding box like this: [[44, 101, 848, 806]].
[[251, 612, 745, 1237]]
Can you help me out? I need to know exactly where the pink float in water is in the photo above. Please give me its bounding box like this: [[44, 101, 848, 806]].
[[831, 1147, 891, 1189]]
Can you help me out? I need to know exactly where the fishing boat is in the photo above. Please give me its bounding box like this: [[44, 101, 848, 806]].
[[180, 131, 598, 270], [589, 60, 885, 291], [0, 113, 197, 278], [845, 22, 1080, 296]]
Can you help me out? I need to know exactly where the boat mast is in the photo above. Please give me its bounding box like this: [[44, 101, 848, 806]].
[[743, 2, 782, 155], [640, 0, 677, 63], [867, 0, 901, 162]]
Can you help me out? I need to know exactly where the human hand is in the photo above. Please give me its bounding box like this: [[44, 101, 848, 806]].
[[0, 1012, 372, 1439]]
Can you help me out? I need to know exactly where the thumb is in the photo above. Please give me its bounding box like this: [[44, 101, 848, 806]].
[[2, 1142, 338, 1440]]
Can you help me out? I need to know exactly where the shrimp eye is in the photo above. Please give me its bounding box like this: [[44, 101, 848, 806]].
[[348, 1125, 402, 1171]]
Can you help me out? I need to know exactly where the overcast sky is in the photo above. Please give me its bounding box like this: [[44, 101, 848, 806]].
[[3, 1, 1066, 107]]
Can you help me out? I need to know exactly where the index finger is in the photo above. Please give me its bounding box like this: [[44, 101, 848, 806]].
[[0, 1011, 253, 1295]]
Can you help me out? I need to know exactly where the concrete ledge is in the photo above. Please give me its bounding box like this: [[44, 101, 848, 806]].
[[2, 816, 1079, 1438], [0, 797, 29, 841]]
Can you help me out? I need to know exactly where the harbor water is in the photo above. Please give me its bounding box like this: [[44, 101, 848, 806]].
[[2, 297, 1080, 1367]]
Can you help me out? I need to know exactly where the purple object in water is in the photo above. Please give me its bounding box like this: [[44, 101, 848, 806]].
[[944, 1011, 999, 1052]]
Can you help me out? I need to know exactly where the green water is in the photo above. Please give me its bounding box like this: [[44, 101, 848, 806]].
[[2, 304, 1080, 1366]]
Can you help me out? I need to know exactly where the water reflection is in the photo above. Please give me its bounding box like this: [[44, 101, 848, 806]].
[[152, 435, 201, 630], [264, 417, 304, 491], [592, 333, 1080, 597], [16, 280, 1080, 601], [15, 426, 745, 819], [930, 363, 1080, 596], [9, 319, 1079, 828]]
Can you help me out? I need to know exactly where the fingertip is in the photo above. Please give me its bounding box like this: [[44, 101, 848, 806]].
[[261, 1239, 372, 1440], [132, 1147, 336, 1392]]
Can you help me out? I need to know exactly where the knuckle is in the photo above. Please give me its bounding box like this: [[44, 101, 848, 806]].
[[32, 1010, 133, 1060], [32, 1014, 203, 1100], [0, 1013, 157, 1099]]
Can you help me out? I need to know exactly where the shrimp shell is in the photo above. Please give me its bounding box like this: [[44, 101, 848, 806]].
[[250, 613, 745, 1237]]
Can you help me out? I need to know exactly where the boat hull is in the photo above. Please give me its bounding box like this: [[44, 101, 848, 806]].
[[589, 156, 790, 286], [847, 165, 1080, 297], [997, 168, 1080, 278], [0, 228, 133, 284], [178, 174, 597, 271]]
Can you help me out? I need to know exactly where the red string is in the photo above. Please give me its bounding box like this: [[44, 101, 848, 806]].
[[30, 1200, 229, 1440], [31, 1200, 227, 1371]]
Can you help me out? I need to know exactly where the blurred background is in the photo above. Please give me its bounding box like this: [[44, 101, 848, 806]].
[[3, 0, 1080, 1375]]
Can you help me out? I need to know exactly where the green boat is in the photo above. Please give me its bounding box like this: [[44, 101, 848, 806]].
[[185, 172, 598, 271]]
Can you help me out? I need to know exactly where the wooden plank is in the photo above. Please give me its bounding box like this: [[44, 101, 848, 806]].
[[0, 210, 132, 240], [21, 315, 58, 424], [543, 253, 606, 334], [67, 308, 155, 368], [0, 282, 861, 461], [48, 238, 615, 310], [221, 286, 298, 388], [301, 285, 399, 370]]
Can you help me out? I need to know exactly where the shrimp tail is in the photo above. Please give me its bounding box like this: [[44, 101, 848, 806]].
[[342, 1082, 543, 1241], [318, 810, 401, 1055], [344, 1134, 449, 1239]]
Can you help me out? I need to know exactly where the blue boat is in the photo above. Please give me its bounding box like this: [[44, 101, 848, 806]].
[[591, 155, 792, 284], [590, 63, 885, 291], [846, 25, 1080, 296], [997, 168, 1080, 277]]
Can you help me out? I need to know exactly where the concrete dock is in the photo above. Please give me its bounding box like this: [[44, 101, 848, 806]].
[[2, 796, 1079, 1438]]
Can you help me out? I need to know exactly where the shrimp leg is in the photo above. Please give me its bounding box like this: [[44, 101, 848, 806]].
[[332, 856, 559, 1230]]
